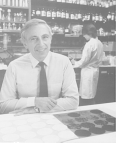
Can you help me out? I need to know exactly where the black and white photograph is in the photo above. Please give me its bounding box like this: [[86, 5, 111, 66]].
[[0, 0, 116, 142]]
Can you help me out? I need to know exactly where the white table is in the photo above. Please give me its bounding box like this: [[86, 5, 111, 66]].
[[0, 102, 116, 143]]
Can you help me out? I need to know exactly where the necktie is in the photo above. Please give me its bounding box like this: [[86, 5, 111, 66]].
[[39, 62, 48, 97]]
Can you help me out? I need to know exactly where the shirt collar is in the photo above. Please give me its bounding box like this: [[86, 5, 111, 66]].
[[90, 37, 98, 41], [29, 51, 51, 68]]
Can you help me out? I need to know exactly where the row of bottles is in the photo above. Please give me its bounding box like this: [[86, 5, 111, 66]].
[[0, 8, 27, 22], [0, 22, 24, 30], [0, 0, 28, 7], [50, 23, 116, 37], [48, 0, 116, 7], [32, 8, 116, 22]]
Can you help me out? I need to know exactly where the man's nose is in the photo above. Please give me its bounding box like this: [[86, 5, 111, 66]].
[[37, 39, 44, 46]]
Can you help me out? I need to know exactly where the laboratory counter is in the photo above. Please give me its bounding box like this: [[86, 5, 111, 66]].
[[0, 102, 116, 143]]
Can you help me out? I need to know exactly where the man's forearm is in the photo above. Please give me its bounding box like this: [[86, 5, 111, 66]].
[[0, 97, 32, 114], [50, 97, 78, 112]]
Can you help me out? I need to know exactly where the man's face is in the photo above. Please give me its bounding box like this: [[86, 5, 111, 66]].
[[24, 24, 52, 61]]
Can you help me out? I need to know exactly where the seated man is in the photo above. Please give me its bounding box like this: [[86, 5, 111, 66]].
[[0, 19, 79, 115]]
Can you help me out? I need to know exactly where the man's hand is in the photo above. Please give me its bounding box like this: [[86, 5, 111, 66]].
[[9, 107, 36, 116], [35, 97, 57, 112]]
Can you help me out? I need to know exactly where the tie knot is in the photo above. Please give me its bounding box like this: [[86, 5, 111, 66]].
[[39, 62, 45, 67]]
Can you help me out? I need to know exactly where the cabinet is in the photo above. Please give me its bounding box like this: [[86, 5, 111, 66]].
[[95, 67, 115, 104], [31, 0, 115, 49], [0, 0, 31, 52], [74, 67, 115, 104]]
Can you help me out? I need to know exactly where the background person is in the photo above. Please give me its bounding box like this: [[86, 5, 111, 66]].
[[0, 19, 79, 115], [73, 23, 103, 106]]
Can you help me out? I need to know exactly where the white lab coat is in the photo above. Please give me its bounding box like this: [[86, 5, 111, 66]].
[[75, 38, 103, 99]]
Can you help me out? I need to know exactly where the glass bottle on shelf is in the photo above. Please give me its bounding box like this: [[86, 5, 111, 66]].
[[0, 0, 3, 5], [101, 1, 104, 7], [19, 0, 23, 7], [104, 1, 109, 8], [23, 13, 27, 22], [72, 0, 77, 4], [31, 10, 36, 17], [109, 0, 113, 6], [61, 9, 65, 18], [56, 9, 61, 18], [8, 23, 12, 30], [12, 23, 17, 30], [95, 13, 99, 21], [90, 0, 94, 6], [65, 10, 69, 19], [7, 0, 12, 6], [107, 12, 111, 21], [41, 8, 46, 17], [59, 25, 64, 34], [99, 14, 103, 22], [56, 0, 62, 2], [47, 8, 51, 17], [75, 13, 78, 20], [103, 18, 106, 23], [84, 14, 88, 21], [65, 25, 70, 34], [0, 8, 2, 20], [67, 0, 73, 3], [94, 0, 98, 7], [3, 33, 8, 50], [12, 0, 15, 7], [22, 0, 27, 7], [80, 0, 85, 5], [52, 8, 56, 18], [15, 0, 19, 7], [17, 24, 21, 30], [13, 13, 17, 22], [2, 0, 7, 6], [76, 0, 80, 5], [114, 11, 116, 21], [62, 0, 66, 2], [113, 0, 116, 5], [36, 8, 41, 17], [111, 13, 115, 21], [87, 13, 91, 21], [92, 14, 95, 22], [52, 23, 59, 33], [3, 22, 6, 29], [82, 14, 85, 21], [70, 11, 75, 19], [1, 9, 5, 21], [6, 9, 12, 22], [77, 11, 82, 20], [25, 0, 28, 7], [16, 13, 20, 22], [0, 23, 2, 29]]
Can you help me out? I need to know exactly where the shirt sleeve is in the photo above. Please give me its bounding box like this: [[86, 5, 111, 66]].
[[0, 63, 35, 114], [50, 58, 79, 112], [74, 42, 92, 68]]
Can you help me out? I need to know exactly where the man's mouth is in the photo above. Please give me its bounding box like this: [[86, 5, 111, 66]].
[[34, 47, 45, 52]]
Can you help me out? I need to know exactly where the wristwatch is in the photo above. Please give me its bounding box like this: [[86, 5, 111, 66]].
[[34, 106, 40, 113]]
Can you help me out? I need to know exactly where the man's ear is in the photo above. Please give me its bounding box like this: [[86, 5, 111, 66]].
[[21, 38, 28, 49], [23, 42, 28, 49]]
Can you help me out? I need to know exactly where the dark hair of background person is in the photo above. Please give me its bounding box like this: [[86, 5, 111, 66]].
[[82, 24, 97, 38]]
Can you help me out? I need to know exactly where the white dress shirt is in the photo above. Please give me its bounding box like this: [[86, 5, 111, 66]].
[[0, 51, 79, 113]]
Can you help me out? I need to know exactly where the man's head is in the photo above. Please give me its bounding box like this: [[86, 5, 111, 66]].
[[82, 23, 97, 41], [21, 19, 53, 61]]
